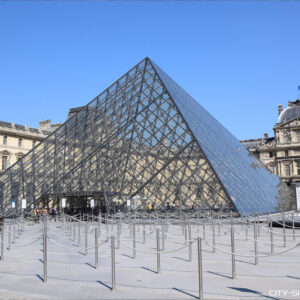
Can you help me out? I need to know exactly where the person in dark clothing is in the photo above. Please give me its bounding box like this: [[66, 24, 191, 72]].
[[50, 208, 56, 221]]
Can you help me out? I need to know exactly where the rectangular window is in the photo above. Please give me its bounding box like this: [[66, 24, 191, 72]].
[[297, 162, 300, 175], [282, 132, 290, 143], [296, 130, 300, 143], [2, 156, 7, 170], [3, 136, 7, 145], [269, 152, 273, 158], [18, 138, 22, 147], [285, 164, 291, 176], [285, 150, 289, 157], [32, 140, 36, 148]]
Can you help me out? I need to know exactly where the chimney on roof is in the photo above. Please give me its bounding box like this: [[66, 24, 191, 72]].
[[278, 105, 283, 116], [39, 120, 51, 132], [264, 133, 268, 139], [51, 123, 62, 132], [67, 107, 85, 120], [25, 125, 30, 131]]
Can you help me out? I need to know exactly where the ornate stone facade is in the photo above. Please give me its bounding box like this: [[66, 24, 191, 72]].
[[242, 99, 300, 190], [0, 120, 61, 174]]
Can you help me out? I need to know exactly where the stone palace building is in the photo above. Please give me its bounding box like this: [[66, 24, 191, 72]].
[[242, 99, 300, 208], [0, 120, 60, 174]]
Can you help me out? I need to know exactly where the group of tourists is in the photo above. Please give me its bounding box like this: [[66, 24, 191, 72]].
[[33, 208, 57, 222]]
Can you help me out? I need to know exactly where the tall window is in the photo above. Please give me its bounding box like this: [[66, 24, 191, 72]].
[[3, 136, 7, 145], [267, 164, 274, 172], [18, 138, 22, 147], [285, 164, 291, 176], [297, 162, 300, 175], [2, 156, 7, 170], [296, 130, 300, 143], [282, 131, 290, 143], [269, 152, 273, 158], [285, 150, 289, 157], [32, 140, 36, 148]]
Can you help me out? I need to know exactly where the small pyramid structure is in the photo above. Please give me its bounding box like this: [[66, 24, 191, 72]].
[[0, 57, 285, 216]]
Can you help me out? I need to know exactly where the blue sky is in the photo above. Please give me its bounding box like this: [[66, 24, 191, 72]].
[[0, 1, 300, 140]]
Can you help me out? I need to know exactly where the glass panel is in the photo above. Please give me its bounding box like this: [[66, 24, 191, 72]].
[[0, 57, 291, 216], [151, 59, 287, 215]]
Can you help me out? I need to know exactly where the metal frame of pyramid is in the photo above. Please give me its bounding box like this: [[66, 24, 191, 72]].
[[0, 57, 289, 217]]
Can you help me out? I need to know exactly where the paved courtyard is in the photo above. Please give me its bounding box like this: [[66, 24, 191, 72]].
[[0, 214, 299, 300]]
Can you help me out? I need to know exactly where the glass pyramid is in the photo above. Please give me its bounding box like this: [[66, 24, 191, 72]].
[[0, 57, 287, 216]]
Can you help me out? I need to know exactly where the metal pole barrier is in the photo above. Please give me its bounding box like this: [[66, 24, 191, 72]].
[[117, 223, 120, 249], [111, 235, 116, 291], [253, 222, 258, 265], [133, 223, 136, 258], [8, 222, 11, 251], [17, 219, 20, 236], [188, 221, 192, 261], [282, 212, 286, 248], [98, 213, 101, 238], [270, 217, 274, 254], [63, 213, 66, 231], [203, 219, 206, 240], [143, 220, 146, 244], [230, 211, 233, 228], [165, 217, 169, 233], [105, 221, 109, 242], [231, 227, 236, 279], [184, 223, 187, 245], [43, 216, 47, 283], [68, 216, 71, 233], [212, 218, 216, 253], [292, 211, 295, 242], [21, 213, 24, 232], [95, 228, 99, 269], [129, 223, 133, 238], [245, 216, 248, 241], [73, 221, 76, 241], [218, 212, 221, 236], [1, 223, 4, 260], [13, 220, 16, 244], [85, 222, 88, 256], [197, 237, 203, 300], [162, 222, 165, 251], [156, 229, 160, 274], [78, 221, 81, 247]]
